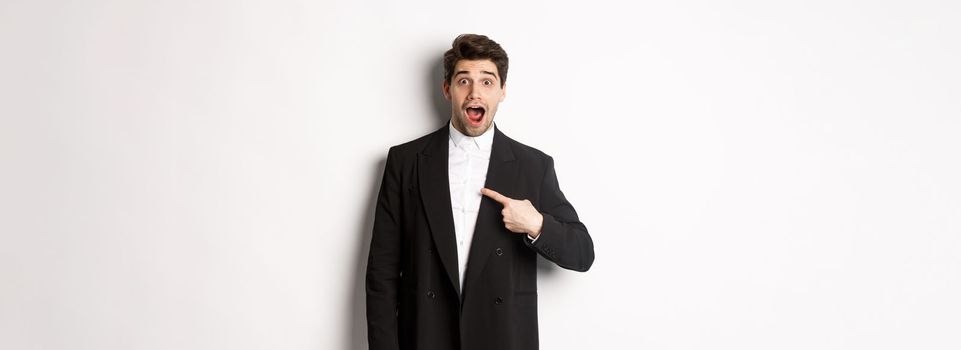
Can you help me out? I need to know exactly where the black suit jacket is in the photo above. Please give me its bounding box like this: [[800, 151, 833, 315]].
[[366, 123, 594, 350]]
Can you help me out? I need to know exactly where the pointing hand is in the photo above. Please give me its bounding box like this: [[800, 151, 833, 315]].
[[480, 188, 544, 238]]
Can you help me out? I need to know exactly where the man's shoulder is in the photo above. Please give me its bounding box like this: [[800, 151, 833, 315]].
[[382, 124, 555, 164], [390, 132, 435, 154], [384, 125, 446, 160], [500, 130, 553, 163]]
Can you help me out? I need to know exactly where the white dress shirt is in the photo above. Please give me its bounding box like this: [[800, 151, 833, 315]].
[[448, 121, 495, 291]]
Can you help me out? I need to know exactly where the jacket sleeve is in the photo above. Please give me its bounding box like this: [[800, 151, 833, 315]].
[[366, 147, 402, 350], [525, 156, 595, 272]]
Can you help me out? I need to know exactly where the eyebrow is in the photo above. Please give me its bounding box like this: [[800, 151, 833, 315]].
[[454, 70, 499, 79]]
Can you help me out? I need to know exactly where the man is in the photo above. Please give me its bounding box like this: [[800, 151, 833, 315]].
[[366, 34, 594, 350]]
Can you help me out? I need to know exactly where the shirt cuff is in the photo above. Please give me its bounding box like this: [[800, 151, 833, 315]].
[[527, 232, 540, 243]]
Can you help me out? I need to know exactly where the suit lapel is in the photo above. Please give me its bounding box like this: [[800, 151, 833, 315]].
[[464, 126, 517, 295], [418, 125, 461, 296]]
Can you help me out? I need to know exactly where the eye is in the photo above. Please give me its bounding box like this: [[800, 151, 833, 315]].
[[483, 80, 493, 86], [459, 78, 469, 85]]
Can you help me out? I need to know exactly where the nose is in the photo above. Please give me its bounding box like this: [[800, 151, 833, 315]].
[[467, 85, 479, 100]]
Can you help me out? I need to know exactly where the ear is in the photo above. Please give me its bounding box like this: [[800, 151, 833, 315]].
[[442, 80, 451, 101], [499, 83, 507, 102]]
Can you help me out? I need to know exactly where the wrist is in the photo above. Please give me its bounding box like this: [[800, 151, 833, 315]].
[[528, 213, 543, 238]]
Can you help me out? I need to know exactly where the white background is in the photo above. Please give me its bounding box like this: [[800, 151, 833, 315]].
[[2, 0, 960, 349]]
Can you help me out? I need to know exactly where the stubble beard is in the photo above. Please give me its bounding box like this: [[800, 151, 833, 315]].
[[452, 111, 493, 137]]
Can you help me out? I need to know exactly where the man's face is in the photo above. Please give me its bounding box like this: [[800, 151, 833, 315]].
[[443, 59, 506, 137]]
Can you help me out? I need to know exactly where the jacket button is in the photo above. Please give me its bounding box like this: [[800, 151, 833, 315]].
[[495, 248, 503, 256], [428, 248, 433, 254], [427, 290, 436, 299], [494, 297, 503, 304]]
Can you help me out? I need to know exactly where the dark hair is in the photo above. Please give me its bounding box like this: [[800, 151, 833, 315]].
[[443, 34, 509, 87]]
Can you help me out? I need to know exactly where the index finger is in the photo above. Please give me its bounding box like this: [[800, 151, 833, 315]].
[[480, 187, 511, 205]]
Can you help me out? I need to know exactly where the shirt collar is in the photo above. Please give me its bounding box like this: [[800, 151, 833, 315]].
[[449, 120, 495, 151]]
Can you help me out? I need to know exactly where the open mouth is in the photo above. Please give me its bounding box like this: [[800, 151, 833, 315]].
[[465, 106, 486, 125]]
